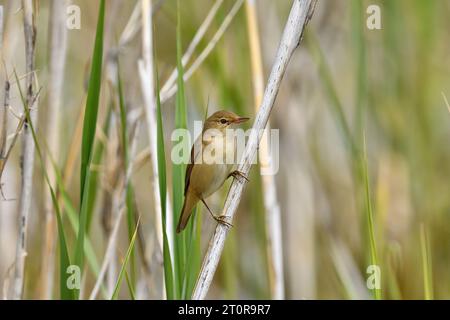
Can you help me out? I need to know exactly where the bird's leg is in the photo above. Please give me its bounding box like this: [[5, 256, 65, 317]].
[[201, 198, 233, 228], [227, 170, 249, 182]]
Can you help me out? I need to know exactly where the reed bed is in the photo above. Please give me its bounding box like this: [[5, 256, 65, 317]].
[[0, 0, 449, 300]]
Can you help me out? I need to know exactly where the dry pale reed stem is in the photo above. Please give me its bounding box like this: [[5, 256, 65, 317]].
[[192, 0, 317, 300], [0, 115, 25, 187], [160, 0, 224, 96], [245, 0, 284, 300], [0, 81, 9, 168], [40, 0, 69, 299], [139, 0, 168, 269], [139, 0, 177, 282], [0, 6, 7, 187], [89, 189, 125, 300], [160, 0, 244, 103], [119, 0, 164, 48], [118, 1, 142, 48], [13, 0, 38, 300], [0, 80, 10, 203]]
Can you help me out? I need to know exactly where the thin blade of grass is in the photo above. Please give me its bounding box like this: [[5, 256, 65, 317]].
[[173, 0, 189, 298], [117, 58, 137, 292], [27, 105, 108, 298], [14, 71, 74, 300], [386, 245, 402, 300], [75, 0, 105, 298], [420, 224, 433, 300], [86, 107, 112, 233], [80, 0, 105, 200], [173, 0, 201, 299], [184, 206, 201, 298], [362, 136, 381, 300], [124, 270, 136, 300], [351, 0, 367, 143], [61, 189, 108, 298], [155, 56, 175, 299], [110, 219, 140, 300]]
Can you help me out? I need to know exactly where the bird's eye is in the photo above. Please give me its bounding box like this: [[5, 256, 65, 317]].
[[219, 118, 227, 124]]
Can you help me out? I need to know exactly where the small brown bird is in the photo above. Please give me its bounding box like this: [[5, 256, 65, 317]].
[[176, 110, 250, 233]]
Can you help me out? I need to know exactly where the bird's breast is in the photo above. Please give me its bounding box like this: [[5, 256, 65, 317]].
[[191, 134, 236, 199]]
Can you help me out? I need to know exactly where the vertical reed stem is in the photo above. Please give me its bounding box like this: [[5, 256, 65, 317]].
[[40, 0, 69, 299], [245, 0, 284, 299], [13, 0, 38, 300]]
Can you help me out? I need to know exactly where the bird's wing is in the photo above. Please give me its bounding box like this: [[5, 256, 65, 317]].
[[184, 134, 202, 195]]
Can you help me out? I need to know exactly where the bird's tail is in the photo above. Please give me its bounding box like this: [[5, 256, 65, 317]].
[[176, 192, 198, 233]]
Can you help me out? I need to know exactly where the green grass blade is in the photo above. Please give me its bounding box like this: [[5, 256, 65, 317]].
[[80, 0, 105, 200], [117, 65, 129, 169], [63, 193, 99, 273], [124, 270, 136, 300], [28, 116, 108, 297], [172, 0, 189, 299], [185, 207, 202, 298], [86, 107, 112, 233], [116, 58, 137, 291], [110, 220, 139, 300], [386, 245, 402, 300], [362, 136, 381, 300], [351, 0, 367, 143], [155, 57, 175, 299], [75, 0, 105, 298], [173, 1, 202, 299], [420, 224, 433, 300], [14, 71, 74, 300], [61, 189, 108, 298]]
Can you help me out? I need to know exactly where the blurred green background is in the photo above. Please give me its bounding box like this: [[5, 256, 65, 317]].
[[1, 0, 450, 299]]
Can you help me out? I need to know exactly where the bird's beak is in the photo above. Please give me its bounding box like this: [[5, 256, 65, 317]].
[[232, 117, 250, 124]]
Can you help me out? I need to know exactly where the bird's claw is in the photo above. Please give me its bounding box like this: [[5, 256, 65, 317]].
[[228, 170, 249, 182], [214, 215, 233, 228]]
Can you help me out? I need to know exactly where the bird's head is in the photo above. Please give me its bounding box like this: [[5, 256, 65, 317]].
[[203, 110, 250, 132]]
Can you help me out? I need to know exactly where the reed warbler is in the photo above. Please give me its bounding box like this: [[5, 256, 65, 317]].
[[176, 110, 249, 233]]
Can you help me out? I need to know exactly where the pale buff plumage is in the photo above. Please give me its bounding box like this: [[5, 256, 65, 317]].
[[176, 110, 249, 233]]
